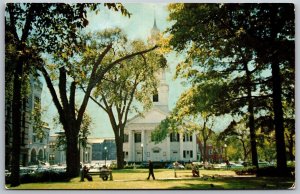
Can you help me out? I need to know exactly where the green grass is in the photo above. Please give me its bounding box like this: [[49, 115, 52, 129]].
[[6, 169, 295, 190]]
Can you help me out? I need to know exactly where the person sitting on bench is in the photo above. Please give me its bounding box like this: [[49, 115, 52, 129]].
[[192, 163, 200, 177]]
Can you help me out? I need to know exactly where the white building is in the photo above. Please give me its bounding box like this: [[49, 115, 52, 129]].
[[123, 19, 198, 163]]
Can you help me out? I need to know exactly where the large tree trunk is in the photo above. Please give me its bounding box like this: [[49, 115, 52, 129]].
[[271, 62, 287, 175], [245, 67, 258, 168], [10, 49, 28, 187], [10, 57, 24, 187], [115, 136, 125, 169], [65, 126, 80, 178]]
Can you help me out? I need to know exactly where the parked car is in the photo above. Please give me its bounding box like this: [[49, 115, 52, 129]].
[[229, 163, 244, 169], [258, 161, 270, 168], [166, 163, 184, 169], [242, 161, 251, 167]]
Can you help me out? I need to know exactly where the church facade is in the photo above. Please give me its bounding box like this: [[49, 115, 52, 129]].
[[122, 68, 198, 163]]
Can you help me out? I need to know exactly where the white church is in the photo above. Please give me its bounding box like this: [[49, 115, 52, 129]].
[[122, 19, 198, 163]]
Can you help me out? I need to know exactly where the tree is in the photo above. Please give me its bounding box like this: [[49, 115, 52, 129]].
[[39, 28, 158, 176], [166, 3, 294, 174], [88, 39, 166, 168], [219, 119, 251, 162], [5, 3, 130, 185]]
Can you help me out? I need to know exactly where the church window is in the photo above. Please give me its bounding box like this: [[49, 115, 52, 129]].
[[147, 152, 150, 157], [153, 94, 159, 102], [183, 133, 193, 142], [183, 150, 186, 158], [153, 150, 160, 153], [49, 142, 55, 149], [134, 133, 141, 143], [170, 133, 179, 142]]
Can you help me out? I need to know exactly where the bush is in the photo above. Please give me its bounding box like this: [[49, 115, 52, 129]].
[[234, 166, 257, 175], [124, 165, 134, 169], [109, 163, 118, 169], [184, 163, 192, 170], [19, 171, 70, 183]]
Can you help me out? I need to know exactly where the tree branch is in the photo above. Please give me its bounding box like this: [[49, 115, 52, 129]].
[[38, 64, 64, 120], [59, 67, 69, 111]]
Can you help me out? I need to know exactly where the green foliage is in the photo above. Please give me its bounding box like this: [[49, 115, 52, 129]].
[[166, 3, 294, 171], [151, 117, 179, 143], [31, 105, 46, 141], [19, 171, 70, 183], [234, 166, 257, 175], [88, 34, 164, 168]]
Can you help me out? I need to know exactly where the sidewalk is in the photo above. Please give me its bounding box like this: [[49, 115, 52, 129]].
[[112, 174, 256, 182]]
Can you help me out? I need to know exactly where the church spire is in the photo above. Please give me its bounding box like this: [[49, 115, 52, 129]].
[[153, 11, 158, 30], [150, 11, 160, 44]]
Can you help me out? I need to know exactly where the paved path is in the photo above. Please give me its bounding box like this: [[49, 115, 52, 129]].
[[112, 175, 256, 182]]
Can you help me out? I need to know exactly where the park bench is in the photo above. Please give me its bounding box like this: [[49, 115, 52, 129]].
[[88, 168, 113, 181], [99, 169, 113, 181]]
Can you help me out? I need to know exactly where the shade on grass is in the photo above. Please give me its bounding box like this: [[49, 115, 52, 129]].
[[7, 169, 294, 190]]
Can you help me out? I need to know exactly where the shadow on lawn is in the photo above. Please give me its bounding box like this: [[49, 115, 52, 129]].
[[164, 177, 295, 190]]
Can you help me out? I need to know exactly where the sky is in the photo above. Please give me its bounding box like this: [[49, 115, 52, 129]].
[[41, 3, 189, 138]]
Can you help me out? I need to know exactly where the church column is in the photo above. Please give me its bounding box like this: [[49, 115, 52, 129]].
[[128, 130, 134, 162], [166, 134, 170, 161], [192, 133, 197, 161], [141, 129, 145, 162], [179, 133, 184, 161]]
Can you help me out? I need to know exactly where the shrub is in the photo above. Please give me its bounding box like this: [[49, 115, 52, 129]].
[[19, 171, 70, 183], [124, 165, 134, 169], [234, 166, 257, 175], [109, 163, 118, 169], [184, 163, 192, 170]]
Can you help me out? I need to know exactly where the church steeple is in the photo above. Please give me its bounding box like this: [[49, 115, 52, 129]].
[[153, 15, 158, 31], [150, 13, 160, 44]]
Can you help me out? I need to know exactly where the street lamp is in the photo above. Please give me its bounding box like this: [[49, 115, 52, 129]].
[[141, 143, 143, 162], [104, 146, 107, 166]]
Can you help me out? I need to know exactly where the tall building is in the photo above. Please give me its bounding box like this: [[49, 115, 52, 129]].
[[123, 18, 198, 163], [5, 75, 49, 169]]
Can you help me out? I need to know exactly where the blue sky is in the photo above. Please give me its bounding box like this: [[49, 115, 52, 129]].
[[41, 3, 188, 138]]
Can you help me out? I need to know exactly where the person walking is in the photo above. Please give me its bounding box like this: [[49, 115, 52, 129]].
[[147, 160, 155, 180]]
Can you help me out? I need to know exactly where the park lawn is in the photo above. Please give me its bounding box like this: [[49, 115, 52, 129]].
[[6, 169, 294, 190]]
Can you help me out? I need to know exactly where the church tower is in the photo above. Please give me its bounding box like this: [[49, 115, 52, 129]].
[[149, 17, 169, 113]]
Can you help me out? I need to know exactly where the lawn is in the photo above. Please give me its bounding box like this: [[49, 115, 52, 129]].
[[6, 169, 295, 190]]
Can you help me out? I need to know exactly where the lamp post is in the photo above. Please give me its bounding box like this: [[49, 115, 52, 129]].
[[104, 146, 107, 166], [141, 143, 143, 162]]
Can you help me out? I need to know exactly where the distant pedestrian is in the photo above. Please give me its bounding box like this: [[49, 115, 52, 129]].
[[147, 160, 155, 180], [225, 159, 230, 169]]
